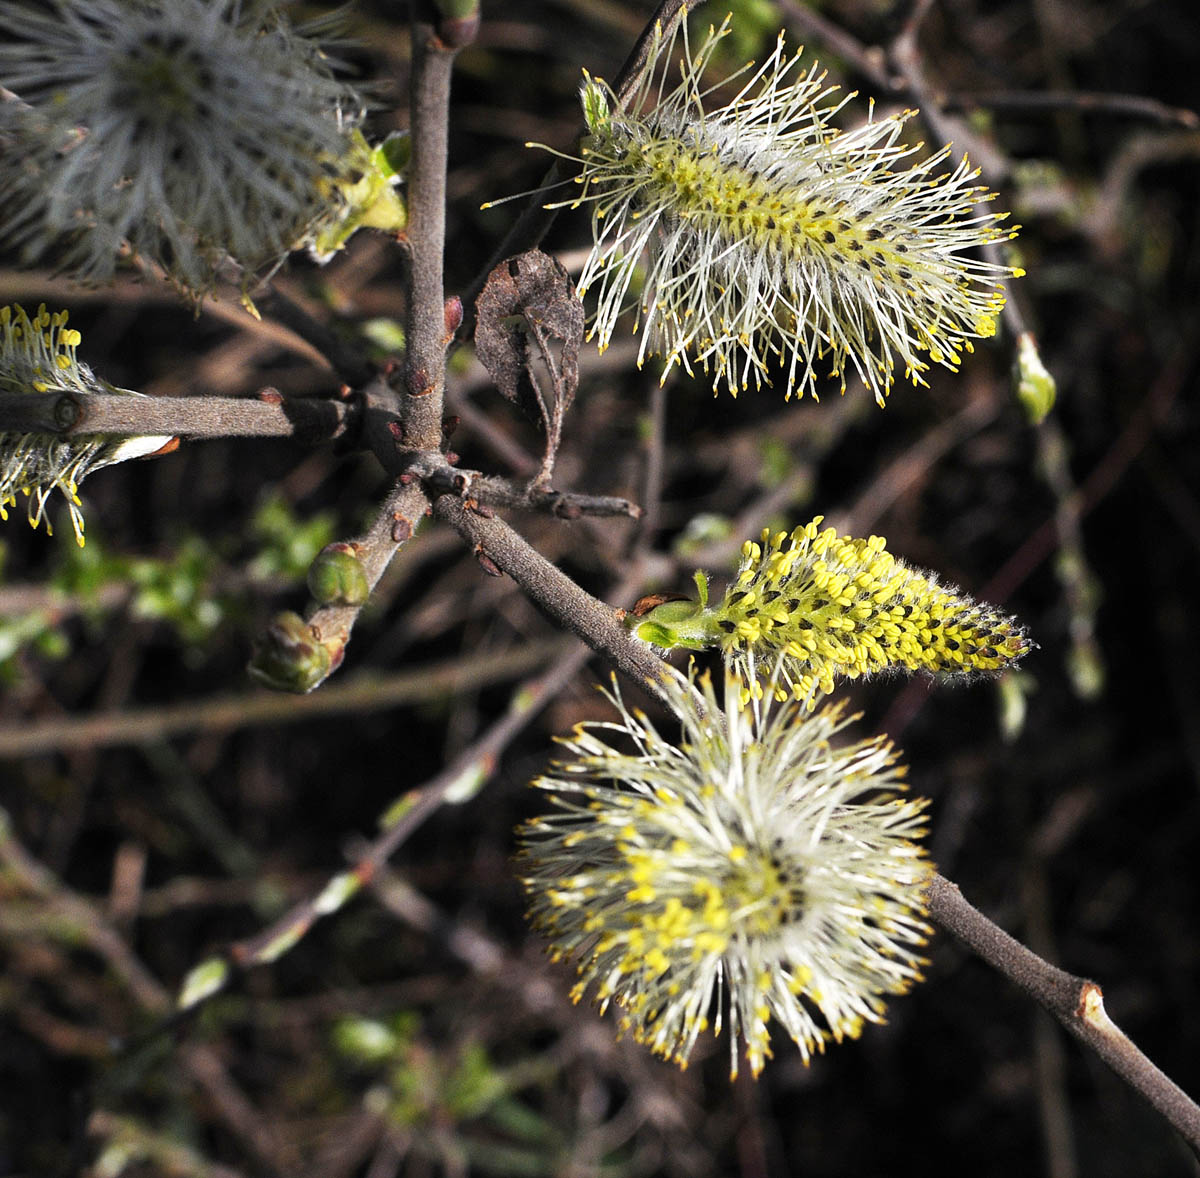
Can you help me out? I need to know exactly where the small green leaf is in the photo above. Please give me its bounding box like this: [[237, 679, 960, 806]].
[[178, 957, 229, 1010]]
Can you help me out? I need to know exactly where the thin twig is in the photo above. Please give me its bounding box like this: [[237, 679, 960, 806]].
[[775, 0, 895, 91], [888, 1, 1027, 338], [425, 468, 641, 519], [627, 375, 668, 557], [221, 641, 592, 979], [460, 0, 708, 334], [0, 639, 565, 758], [257, 284, 375, 387], [400, 13, 459, 450], [0, 809, 169, 1013], [844, 394, 1000, 534], [889, 2, 1012, 185], [0, 389, 354, 442], [0, 811, 292, 1172], [87, 1111, 249, 1178], [432, 493, 668, 691], [942, 89, 1199, 128], [927, 874, 1200, 1153], [481, 478, 640, 519], [446, 391, 540, 476]]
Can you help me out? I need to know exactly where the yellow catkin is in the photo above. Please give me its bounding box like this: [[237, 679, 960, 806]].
[[631, 515, 1030, 704]]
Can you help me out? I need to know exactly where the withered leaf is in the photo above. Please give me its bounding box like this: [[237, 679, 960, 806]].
[[474, 249, 583, 445]]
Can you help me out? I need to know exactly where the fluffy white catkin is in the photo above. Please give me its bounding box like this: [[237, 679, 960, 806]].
[[548, 16, 1023, 402]]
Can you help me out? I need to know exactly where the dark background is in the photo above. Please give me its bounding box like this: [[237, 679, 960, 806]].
[[1, 0, 1198, 1174]]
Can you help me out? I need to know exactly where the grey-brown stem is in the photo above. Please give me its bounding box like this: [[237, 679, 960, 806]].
[[927, 873, 1200, 1153], [401, 16, 459, 451], [0, 390, 353, 443]]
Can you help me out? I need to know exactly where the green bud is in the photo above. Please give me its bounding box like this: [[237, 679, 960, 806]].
[[627, 571, 714, 649], [1015, 331, 1056, 425], [629, 599, 710, 650], [1067, 638, 1105, 701], [307, 543, 370, 606], [248, 610, 333, 693], [177, 957, 230, 1011], [996, 671, 1032, 743], [333, 1016, 398, 1064], [433, 0, 480, 47]]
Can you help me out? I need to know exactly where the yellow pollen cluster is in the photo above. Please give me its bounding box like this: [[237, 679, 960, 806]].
[[717, 518, 1030, 702], [0, 303, 83, 391], [519, 669, 933, 1077], [629, 515, 1031, 704]]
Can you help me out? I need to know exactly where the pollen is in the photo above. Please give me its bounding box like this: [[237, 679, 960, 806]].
[[540, 16, 1023, 403], [518, 668, 932, 1078], [631, 515, 1031, 704]]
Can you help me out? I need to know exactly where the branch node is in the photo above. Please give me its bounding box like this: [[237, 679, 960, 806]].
[[53, 393, 82, 431], [474, 545, 504, 577], [1078, 980, 1107, 1025], [391, 514, 414, 543]]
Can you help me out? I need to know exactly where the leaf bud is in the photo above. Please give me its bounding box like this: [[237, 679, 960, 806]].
[[248, 610, 333, 694], [307, 543, 370, 606]]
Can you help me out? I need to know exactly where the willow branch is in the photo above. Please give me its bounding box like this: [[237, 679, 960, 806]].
[[0, 389, 354, 443], [400, 12, 461, 450], [0, 639, 563, 758], [414, 461, 641, 519], [927, 874, 1200, 1153], [432, 493, 669, 691], [476, 479, 641, 520], [942, 89, 1199, 128]]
